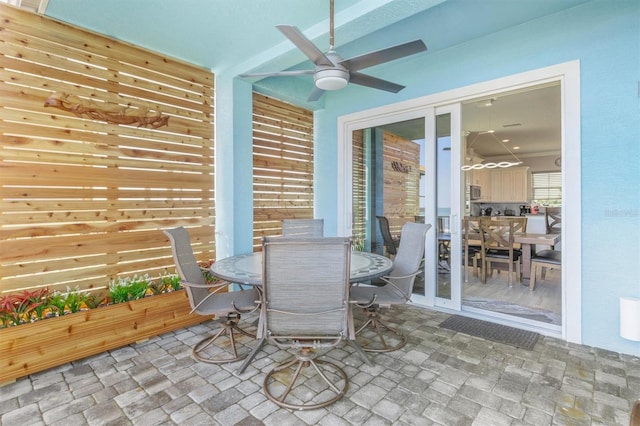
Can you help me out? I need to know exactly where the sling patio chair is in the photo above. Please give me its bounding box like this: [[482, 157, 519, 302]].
[[164, 227, 259, 364], [351, 222, 430, 352], [260, 236, 353, 410]]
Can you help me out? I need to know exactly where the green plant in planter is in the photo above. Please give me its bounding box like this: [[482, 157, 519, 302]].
[[109, 274, 151, 304], [48, 291, 68, 316], [161, 273, 181, 291], [31, 288, 52, 320], [62, 286, 89, 313], [84, 291, 106, 309]]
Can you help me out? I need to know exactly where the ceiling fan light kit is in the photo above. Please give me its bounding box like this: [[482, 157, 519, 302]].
[[315, 67, 349, 90], [239, 0, 427, 101]]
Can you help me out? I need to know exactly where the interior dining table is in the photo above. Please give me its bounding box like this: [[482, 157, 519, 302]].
[[514, 232, 561, 280], [210, 250, 394, 374]]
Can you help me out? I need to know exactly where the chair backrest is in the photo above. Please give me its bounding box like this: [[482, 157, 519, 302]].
[[478, 218, 517, 252], [261, 236, 351, 339], [387, 222, 431, 297], [510, 216, 528, 234], [282, 218, 324, 237], [546, 207, 561, 233], [163, 227, 209, 310], [376, 215, 397, 256], [463, 217, 482, 249]]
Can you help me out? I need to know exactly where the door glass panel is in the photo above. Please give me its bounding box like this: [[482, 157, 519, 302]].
[[436, 113, 452, 300], [460, 83, 562, 326]]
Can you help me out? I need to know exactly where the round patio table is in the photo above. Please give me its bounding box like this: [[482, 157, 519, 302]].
[[210, 250, 393, 374], [211, 250, 393, 286]]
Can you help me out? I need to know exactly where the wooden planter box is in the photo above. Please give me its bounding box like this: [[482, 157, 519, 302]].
[[0, 290, 210, 384]]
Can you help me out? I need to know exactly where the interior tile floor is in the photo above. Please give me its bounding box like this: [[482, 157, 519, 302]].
[[2, 305, 639, 426]]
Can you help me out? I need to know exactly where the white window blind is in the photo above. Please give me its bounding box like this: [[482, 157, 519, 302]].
[[532, 172, 562, 204]]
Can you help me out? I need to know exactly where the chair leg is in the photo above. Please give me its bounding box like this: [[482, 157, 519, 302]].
[[355, 307, 407, 352], [263, 347, 348, 410], [193, 313, 255, 364]]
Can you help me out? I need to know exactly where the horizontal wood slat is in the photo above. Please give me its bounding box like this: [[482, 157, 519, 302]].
[[252, 93, 314, 249], [0, 4, 215, 295]]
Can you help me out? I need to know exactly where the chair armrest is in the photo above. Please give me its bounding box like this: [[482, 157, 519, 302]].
[[377, 269, 422, 302]]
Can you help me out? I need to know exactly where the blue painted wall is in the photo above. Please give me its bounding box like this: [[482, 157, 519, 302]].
[[310, 0, 639, 355]]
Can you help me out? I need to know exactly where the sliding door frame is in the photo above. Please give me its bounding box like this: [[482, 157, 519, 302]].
[[337, 61, 581, 343]]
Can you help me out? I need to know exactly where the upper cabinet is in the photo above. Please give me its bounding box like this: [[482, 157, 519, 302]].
[[470, 167, 531, 202]]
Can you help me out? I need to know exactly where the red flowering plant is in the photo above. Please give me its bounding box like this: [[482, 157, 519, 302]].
[[0, 288, 50, 327]]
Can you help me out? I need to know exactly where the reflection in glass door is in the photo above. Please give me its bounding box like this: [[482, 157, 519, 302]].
[[426, 105, 462, 310]]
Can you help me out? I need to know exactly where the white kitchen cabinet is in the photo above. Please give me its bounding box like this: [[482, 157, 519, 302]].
[[470, 167, 531, 202], [468, 169, 492, 201]]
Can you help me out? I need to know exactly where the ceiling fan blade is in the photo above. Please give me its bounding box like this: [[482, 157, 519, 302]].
[[239, 70, 315, 78], [307, 86, 325, 102], [276, 25, 334, 67], [349, 72, 405, 93], [340, 40, 427, 72]]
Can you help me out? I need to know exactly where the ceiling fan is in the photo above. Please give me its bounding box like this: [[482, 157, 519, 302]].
[[239, 0, 428, 102]]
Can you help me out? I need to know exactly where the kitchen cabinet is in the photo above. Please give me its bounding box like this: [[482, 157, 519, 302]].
[[468, 169, 492, 201], [470, 167, 531, 202]]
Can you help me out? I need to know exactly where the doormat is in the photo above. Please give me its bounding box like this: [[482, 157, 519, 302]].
[[439, 315, 539, 350]]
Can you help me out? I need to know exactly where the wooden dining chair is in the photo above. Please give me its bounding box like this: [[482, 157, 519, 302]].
[[478, 218, 522, 287], [530, 249, 562, 291], [546, 207, 562, 234], [462, 217, 482, 282]]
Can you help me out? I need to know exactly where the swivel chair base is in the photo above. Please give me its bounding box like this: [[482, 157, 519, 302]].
[[193, 313, 255, 364], [355, 307, 407, 353], [263, 347, 348, 410]]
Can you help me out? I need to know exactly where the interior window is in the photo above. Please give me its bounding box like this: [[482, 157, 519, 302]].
[[532, 172, 562, 206]]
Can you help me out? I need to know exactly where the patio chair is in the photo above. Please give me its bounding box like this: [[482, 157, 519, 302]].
[[376, 215, 400, 257], [351, 222, 430, 352], [260, 236, 353, 410], [164, 227, 259, 364], [281, 218, 324, 237]]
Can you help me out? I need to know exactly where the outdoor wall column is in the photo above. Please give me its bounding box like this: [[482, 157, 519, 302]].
[[214, 74, 254, 258]]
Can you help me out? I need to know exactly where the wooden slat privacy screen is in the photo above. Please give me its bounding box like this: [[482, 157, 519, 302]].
[[252, 93, 314, 249], [352, 129, 367, 250], [351, 129, 420, 248], [382, 131, 420, 235], [0, 4, 215, 295]]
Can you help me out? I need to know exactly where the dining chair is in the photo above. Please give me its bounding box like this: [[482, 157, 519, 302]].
[[351, 222, 431, 352], [478, 218, 522, 287], [462, 217, 482, 282], [529, 249, 562, 291], [281, 218, 324, 237], [260, 236, 353, 410], [546, 207, 562, 234], [376, 215, 399, 258], [163, 227, 259, 364]]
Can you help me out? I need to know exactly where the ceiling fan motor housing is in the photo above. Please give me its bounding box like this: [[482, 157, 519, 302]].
[[314, 65, 349, 90]]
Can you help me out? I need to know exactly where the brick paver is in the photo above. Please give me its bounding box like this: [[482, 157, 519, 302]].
[[1, 305, 639, 425]]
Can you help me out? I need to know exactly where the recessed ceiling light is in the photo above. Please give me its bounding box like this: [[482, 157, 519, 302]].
[[502, 139, 510, 143], [513, 146, 520, 150]]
